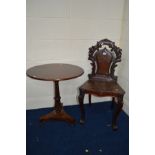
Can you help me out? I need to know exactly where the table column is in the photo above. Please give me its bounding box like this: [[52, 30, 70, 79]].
[[40, 81, 76, 124]]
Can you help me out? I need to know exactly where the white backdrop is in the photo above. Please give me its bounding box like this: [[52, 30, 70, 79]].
[[26, 0, 128, 115]]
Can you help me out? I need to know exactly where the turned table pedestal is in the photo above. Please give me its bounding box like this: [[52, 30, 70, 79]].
[[26, 63, 84, 124]]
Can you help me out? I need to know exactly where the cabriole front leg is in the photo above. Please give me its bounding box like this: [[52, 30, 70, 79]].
[[78, 89, 85, 124], [112, 95, 124, 131]]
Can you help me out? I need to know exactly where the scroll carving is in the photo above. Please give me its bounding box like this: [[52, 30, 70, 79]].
[[88, 39, 122, 80]]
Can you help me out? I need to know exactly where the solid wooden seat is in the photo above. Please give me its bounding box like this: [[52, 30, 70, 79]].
[[80, 80, 125, 96], [78, 39, 125, 130]]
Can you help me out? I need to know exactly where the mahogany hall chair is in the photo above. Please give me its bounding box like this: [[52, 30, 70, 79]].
[[78, 39, 125, 130]]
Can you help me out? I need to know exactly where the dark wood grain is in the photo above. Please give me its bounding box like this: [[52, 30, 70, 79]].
[[78, 39, 125, 130], [27, 63, 84, 124], [26, 63, 84, 81]]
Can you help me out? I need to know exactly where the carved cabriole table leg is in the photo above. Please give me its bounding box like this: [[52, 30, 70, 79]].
[[112, 95, 124, 131], [78, 89, 85, 124], [40, 81, 76, 124]]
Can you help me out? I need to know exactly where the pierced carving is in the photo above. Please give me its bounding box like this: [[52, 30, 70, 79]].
[[88, 39, 122, 80]]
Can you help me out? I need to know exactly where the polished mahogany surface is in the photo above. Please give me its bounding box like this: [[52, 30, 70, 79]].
[[78, 39, 125, 130], [26, 63, 84, 124], [26, 63, 84, 81], [80, 80, 125, 97]]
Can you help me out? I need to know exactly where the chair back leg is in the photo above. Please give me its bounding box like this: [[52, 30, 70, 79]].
[[111, 97, 115, 110], [88, 94, 92, 106]]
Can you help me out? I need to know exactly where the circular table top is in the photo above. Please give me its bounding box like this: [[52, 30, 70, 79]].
[[26, 63, 84, 81]]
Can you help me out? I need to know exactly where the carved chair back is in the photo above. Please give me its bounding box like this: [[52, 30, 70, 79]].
[[88, 39, 122, 81]]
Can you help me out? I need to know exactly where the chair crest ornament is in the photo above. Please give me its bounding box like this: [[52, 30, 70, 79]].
[[88, 39, 122, 80]]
